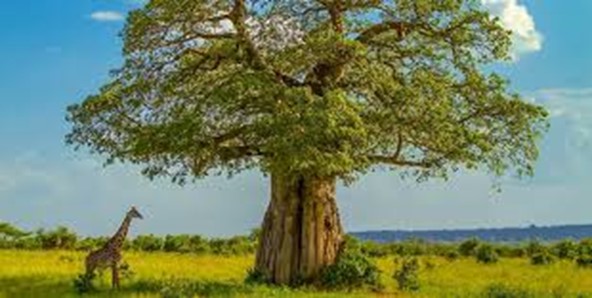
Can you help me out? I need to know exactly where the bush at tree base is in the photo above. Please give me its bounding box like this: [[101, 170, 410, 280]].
[[319, 238, 382, 291]]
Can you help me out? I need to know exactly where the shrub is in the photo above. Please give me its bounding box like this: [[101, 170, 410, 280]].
[[188, 235, 210, 254], [38, 227, 78, 250], [244, 268, 269, 285], [476, 244, 499, 264], [525, 240, 545, 257], [576, 255, 592, 268], [396, 238, 428, 256], [459, 238, 480, 256], [530, 250, 555, 266], [393, 257, 420, 292], [320, 248, 381, 290], [578, 239, 592, 256], [119, 261, 135, 280], [132, 234, 164, 251], [483, 283, 534, 298], [552, 239, 578, 259], [164, 235, 192, 253], [361, 241, 389, 258], [445, 250, 460, 261], [73, 272, 97, 294]]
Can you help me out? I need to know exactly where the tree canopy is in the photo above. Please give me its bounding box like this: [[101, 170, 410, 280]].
[[66, 0, 548, 185]]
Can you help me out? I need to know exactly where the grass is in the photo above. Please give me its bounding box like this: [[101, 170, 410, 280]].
[[1, 250, 592, 297]]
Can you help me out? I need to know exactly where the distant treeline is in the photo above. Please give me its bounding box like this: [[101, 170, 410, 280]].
[[0, 222, 258, 255], [353, 224, 592, 243], [2, 222, 592, 262]]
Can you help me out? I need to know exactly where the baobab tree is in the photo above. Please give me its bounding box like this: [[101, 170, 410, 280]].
[[66, 0, 548, 285]]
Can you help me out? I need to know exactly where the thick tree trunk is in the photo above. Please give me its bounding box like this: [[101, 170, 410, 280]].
[[255, 172, 343, 285]]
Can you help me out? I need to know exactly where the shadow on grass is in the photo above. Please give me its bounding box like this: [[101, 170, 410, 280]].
[[127, 278, 257, 297], [0, 276, 372, 297], [0, 275, 280, 297], [0, 276, 77, 297]]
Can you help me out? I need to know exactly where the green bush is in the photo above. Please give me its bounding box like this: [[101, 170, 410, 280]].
[[188, 235, 210, 254], [444, 250, 460, 261], [576, 255, 592, 268], [552, 239, 578, 259], [37, 226, 78, 250], [132, 234, 164, 251], [476, 244, 499, 264], [395, 238, 428, 256], [393, 257, 420, 292], [163, 235, 192, 253], [73, 272, 97, 294], [361, 241, 389, 258], [320, 248, 381, 290], [530, 250, 555, 266], [495, 245, 526, 258], [525, 240, 545, 257], [244, 268, 269, 285], [459, 238, 480, 256], [578, 239, 592, 256]]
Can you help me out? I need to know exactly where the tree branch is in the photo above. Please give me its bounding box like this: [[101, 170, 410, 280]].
[[367, 155, 433, 168], [357, 21, 412, 43]]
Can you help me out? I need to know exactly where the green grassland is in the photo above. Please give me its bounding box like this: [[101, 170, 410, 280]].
[[1, 250, 592, 297]]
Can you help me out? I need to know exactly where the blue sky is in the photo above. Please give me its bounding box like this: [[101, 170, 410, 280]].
[[1, 0, 592, 237]]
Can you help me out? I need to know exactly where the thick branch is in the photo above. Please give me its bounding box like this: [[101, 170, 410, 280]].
[[357, 21, 411, 43], [367, 155, 433, 168]]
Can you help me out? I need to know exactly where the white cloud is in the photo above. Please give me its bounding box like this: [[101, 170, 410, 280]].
[[534, 88, 592, 120], [0, 153, 267, 237], [527, 88, 592, 184], [90, 11, 125, 22], [481, 0, 543, 60]]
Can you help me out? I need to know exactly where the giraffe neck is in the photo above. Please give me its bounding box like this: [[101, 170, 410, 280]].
[[108, 214, 132, 250]]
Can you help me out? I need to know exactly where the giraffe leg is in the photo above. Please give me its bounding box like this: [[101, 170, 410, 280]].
[[111, 261, 120, 289]]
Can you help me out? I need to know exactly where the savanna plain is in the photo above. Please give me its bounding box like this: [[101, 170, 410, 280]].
[[2, 248, 592, 297]]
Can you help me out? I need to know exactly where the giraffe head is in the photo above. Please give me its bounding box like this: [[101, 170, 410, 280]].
[[128, 206, 144, 220]]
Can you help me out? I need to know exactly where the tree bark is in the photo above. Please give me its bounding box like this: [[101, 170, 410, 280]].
[[255, 172, 343, 285]]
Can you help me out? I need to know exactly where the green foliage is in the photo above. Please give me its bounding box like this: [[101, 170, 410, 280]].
[[476, 244, 499, 264], [578, 239, 592, 256], [37, 227, 78, 250], [552, 239, 578, 259], [525, 240, 545, 257], [393, 257, 421, 292], [483, 283, 534, 298], [163, 235, 193, 253], [360, 241, 389, 258], [390, 238, 429, 256], [65, 0, 548, 186], [76, 237, 108, 251], [495, 245, 526, 258], [444, 250, 460, 261], [459, 238, 481, 256], [132, 234, 164, 252], [530, 250, 555, 266], [576, 255, 592, 268], [0, 222, 29, 239], [320, 242, 382, 290], [73, 272, 97, 294], [244, 268, 270, 285]]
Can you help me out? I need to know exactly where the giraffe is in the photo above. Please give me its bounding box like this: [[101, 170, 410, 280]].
[[84, 206, 143, 289]]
